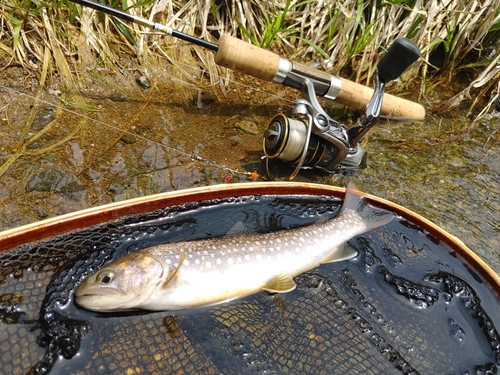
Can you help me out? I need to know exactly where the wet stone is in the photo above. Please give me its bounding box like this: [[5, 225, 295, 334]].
[[229, 135, 243, 145], [234, 120, 259, 135], [142, 145, 168, 170], [26, 167, 85, 201], [67, 142, 84, 168], [120, 133, 137, 144], [37, 207, 49, 219], [171, 163, 203, 190], [108, 184, 125, 195], [136, 75, 151, 90], [110, 153, 126, 174], [152, 169, 172, 193], [31, 106, 56, 131]]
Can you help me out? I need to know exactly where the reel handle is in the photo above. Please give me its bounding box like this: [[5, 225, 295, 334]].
[[215, 35, 425, 120], [377, 38, 420, 83]]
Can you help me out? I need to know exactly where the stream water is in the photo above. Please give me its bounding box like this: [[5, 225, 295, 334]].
[[0, 60, 498, 275]]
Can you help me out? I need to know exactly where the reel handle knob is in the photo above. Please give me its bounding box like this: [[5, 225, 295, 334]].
[[377, 38, 420, 83]]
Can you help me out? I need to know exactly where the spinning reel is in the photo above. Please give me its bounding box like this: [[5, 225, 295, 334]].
[[262, 38, 421, 179]]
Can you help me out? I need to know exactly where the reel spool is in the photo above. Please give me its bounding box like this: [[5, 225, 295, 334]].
[[263, 113, 344, 172]]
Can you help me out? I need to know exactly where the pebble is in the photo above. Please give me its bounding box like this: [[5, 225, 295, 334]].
[[136, 75, 151, 90], [120, 133, 137, 144], [229, 135, 243, 144], [234, 120, 259, 135]]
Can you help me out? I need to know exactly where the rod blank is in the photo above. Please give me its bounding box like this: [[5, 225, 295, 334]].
[[69, 0, 219, 51]]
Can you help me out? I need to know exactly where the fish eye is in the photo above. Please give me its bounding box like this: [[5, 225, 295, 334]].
[[96, 270, 114, 284]]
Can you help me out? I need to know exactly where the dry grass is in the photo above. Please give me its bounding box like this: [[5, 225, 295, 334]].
[[1, 0, 499, 107]]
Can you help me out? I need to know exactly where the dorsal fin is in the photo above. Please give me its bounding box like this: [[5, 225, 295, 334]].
[[162, 253, 186, 288], [262, 273, 296, 293]]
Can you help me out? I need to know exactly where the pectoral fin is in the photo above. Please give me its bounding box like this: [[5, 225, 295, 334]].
[[262, 273, 296, 293], [162, 253, 186, 288], [321, 244, 358, 264]]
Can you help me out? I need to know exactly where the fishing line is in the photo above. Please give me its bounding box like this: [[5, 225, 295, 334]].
[[0, 4, 296, 181], [0, 83, 253, 177]]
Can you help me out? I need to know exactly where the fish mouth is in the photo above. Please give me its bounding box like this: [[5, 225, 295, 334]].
[[73, 287, 124, 307], [74, 293, 124, 312]]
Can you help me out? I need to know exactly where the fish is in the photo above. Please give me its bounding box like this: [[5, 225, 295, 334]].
[[74, 183, 393, 312]]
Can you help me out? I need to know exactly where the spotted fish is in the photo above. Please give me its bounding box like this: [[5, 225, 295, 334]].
[[74, 183, 393, 312]]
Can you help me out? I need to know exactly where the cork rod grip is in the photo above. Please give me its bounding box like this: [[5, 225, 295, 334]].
[[215, 35, 281, 81], [215, 35, 426, 120], [338, 78, 426, 120]]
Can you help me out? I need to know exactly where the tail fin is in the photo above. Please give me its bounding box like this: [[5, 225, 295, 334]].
[[342, 182, 394, 231]]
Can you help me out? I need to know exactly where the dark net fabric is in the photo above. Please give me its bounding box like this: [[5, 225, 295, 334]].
[[0, 195, 498, 375]]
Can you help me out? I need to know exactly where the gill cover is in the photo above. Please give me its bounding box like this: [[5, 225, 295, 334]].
[[75, 253, 164, 312]]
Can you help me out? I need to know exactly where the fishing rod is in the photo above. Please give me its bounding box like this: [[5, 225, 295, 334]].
[[70, 0, 424, 179]]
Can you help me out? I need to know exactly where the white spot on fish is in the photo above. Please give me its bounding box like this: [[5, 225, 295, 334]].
[[244, 254, 250, 261], [184, 260, 190, 266], [237, 257, 242, 263], [195, 259, 200, 265], [166, 259, 172, 265], [256, 254, 263, 261], [228, 258, 234, 265], [206, 261, 211, 269], [216, 258, 222, 265]]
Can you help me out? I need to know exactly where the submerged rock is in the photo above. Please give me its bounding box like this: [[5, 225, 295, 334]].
[[26, 167, 85, 201], [142, 145, 168, 170], [234, 120, 259, 135], [31, 106, 57, 131]]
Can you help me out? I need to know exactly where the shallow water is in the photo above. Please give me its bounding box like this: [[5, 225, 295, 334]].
[[0, 60, 498, 279], [0, 195, 499, 374]]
